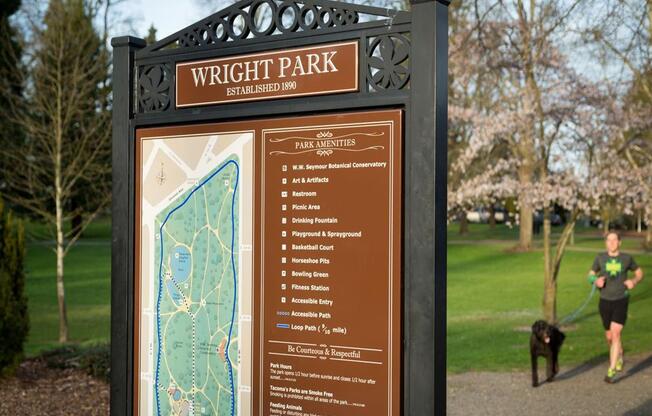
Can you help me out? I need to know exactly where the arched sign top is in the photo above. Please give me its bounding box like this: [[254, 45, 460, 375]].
[[133, 0, 415, 115], [138, 0, 411, 57]]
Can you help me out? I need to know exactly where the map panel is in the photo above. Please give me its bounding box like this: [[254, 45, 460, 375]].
[[138, 131, 254, 416]]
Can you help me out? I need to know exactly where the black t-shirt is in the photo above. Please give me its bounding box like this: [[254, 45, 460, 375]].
[[592, 252, 639, 300]]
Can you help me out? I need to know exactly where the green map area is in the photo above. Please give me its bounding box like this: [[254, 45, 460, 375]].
[[154, 158, 240, 416]]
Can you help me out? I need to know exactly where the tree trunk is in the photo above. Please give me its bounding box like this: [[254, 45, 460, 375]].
[[542, 207, 556, 323], [55, 189, 69, 343], [546, 213, 578, 324], [518, 201, 533, 250], [517, 159, 534, 250], [646, 224, 652, 249], [543, 278, 557, 324], [459, 211, 469, 235], [514, 2, 540, 252], [54, 103, 68, 343], [603, 217, 610, 234], [488, 204, 496, 229]]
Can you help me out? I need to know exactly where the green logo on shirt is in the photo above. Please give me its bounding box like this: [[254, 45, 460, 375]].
[[606, 258, 622, 277]]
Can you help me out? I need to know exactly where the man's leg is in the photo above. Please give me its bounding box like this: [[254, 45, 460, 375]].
[[605, 330, 612, 347], [609, 322, 624, 371]]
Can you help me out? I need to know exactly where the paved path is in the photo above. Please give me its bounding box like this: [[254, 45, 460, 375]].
[[448, 353, 652, 415]]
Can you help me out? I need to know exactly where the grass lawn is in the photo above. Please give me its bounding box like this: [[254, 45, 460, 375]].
[[448, 222, 647, 250], [447, 223, 652, 373], [24, 220, 111, 356], [22, 217, 652, 374], [448, 222, 521, 241], [23, 216, 111, 242]]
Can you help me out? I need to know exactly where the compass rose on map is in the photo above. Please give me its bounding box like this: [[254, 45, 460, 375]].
[[156, 163, 166, 186]]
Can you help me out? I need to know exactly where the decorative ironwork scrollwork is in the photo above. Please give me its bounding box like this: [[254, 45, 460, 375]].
[[138, 64, 171, 113], [367, 34, 410, 91], [173, 0, 360, 49]]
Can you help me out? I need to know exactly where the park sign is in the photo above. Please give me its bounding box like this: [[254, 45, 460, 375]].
[[176, 41, 358, 106], [111, 1, 449, 416]]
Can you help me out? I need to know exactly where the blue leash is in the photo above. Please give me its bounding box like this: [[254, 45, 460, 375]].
[[558, 284, 597, 325]]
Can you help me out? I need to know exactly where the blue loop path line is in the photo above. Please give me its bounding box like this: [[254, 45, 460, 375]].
[[154, 159, 239, 416]]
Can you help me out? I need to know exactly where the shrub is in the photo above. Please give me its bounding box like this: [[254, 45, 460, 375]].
[[0, 199, 28, 376]]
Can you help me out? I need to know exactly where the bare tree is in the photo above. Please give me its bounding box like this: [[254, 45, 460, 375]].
[[0, 0, 111, 343]]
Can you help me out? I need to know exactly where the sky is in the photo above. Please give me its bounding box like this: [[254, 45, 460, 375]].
[[110, 0, 216, 42]]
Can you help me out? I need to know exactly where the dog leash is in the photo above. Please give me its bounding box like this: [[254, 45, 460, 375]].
[[558, 284, 597, 325]]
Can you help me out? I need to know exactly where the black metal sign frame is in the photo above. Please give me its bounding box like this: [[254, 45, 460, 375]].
[[111, 0, 448, 414]]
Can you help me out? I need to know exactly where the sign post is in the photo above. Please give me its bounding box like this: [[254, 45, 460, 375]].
[[111, 1, 448, 415]]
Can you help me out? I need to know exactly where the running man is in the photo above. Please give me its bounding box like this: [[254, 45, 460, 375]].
[[588, 231, 644, 383]]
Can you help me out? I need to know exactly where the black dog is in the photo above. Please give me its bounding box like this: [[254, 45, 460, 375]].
[[530, 320, 565, 387]]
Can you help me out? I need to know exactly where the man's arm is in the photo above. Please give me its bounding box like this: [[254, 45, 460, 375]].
[[591, 256, 602, 275], [624, 267, 643, 290], [589, 271, 606, 288], [588, 269, 597, 282], [588, 256, 603, 286], [628, 256, 643, 286]]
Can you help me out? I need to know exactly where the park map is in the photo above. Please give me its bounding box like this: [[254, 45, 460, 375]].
[[139, 131, 254, 416]]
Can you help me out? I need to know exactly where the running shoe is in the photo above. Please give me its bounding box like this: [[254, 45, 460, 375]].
[[615, 356, 624, 372], [604, 367, 617, 383]]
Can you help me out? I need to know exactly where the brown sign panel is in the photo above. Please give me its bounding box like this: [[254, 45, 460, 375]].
[[257, 110, 402, 416], [176, 41, 358, 108], [134, 109, 401, 416]]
